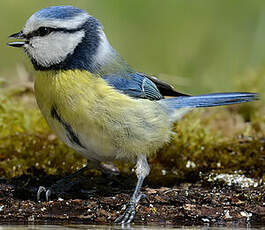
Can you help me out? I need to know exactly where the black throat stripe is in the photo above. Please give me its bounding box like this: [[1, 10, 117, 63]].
[[50, 106, 86, 149]]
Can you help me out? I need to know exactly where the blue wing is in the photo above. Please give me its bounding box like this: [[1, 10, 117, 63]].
[[102, 72, 189, 100], [102, 72, 163, 100]]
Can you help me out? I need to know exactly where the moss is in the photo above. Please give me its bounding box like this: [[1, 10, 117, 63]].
[[148, 106, 265, 186]]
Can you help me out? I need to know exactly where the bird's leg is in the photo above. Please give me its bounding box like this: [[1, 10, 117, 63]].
[[115, 154, 150, 224], [37, 159, 101, 201]]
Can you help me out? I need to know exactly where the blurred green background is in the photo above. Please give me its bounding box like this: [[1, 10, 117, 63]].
[[1, 0, 265, 94]]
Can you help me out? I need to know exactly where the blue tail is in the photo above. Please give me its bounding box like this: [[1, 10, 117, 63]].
[[160, 92, 258, 109]]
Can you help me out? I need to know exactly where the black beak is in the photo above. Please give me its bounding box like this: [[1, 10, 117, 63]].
[[9, 31, 25, 39], [7, 31, 26, 48]]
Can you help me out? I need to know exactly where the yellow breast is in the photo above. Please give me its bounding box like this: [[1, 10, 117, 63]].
[[34, 70, 171, 161]]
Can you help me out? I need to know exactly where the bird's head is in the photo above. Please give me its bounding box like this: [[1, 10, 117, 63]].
[[8, 6, 120, 73]]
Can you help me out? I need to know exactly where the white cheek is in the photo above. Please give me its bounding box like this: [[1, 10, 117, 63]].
[[26, 31, 85, 67]]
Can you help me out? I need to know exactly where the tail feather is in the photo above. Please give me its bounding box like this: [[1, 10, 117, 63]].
[[159, 92, 259, 122], [160, 92, 258, 109]]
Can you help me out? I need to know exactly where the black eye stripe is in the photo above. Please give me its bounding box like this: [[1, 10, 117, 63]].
[[25, 27, 82, 39]]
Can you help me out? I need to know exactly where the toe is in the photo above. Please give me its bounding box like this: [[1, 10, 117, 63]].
[[125, 210, 135, 224], [45, 189, 52, 201], [37, 186, 46, 201], [115, 204, 136, 224], [114, 213, 125, 224], [136, 193, 149, 203], [115, 193, 149, 224]]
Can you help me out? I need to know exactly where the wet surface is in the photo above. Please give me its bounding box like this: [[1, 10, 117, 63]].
[[0, 171, 264, 227]]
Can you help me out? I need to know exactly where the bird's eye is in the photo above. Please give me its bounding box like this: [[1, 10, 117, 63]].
[[37, 27, 52, 37]]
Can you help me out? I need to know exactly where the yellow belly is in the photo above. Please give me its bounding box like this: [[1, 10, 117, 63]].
[[34, 70, 171, 161]]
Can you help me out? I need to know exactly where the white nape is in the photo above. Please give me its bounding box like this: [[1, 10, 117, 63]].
[[92, 29, 115, 68]]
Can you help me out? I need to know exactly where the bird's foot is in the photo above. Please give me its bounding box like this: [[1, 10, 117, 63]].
[[115, 193, 149, 224], [37, 178, 79, 201], [36, 163, 94, 201]]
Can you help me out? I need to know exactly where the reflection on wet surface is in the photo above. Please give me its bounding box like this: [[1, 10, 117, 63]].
[[0, 225, 264, 230]]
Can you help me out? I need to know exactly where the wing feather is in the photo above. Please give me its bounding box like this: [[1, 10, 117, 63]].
[[102, 72, 189, 100]]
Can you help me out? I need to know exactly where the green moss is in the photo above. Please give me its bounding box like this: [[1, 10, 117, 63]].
[[148, 106, 264, 186]]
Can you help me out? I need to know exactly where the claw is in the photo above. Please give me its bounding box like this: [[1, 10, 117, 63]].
[[37, 186, 52, 201], [37, 186, 46, 201], [45, 189, 52, 201]]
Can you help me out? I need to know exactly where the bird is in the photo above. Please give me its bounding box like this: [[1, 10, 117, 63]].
[[7, 5, 258, 224]]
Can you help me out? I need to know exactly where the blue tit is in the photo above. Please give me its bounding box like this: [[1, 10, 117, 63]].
[[8, 6, 258, 224]]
